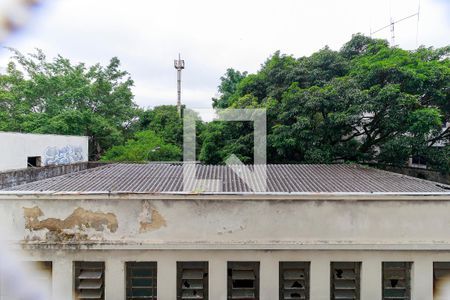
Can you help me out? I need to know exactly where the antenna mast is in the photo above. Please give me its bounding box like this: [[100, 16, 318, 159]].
[[370, 3, 420, 47], [174, 54, 185, 115], [390, 17, 395, 46]]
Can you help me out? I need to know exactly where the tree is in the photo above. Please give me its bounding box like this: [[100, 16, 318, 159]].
[[212, 68, 247, 108], [340, 33, 389, 59], [0, 49, 138, 159], [101, 130, 182, 162], [138, 105, 183, 145], [201, 35, 450, 172]]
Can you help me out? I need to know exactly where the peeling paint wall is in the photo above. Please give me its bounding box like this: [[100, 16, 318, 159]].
[[0, 196, 449, 248], [23, 206, 118, 243], [138, 201, 167, 233], [0, 195, 450, 300]]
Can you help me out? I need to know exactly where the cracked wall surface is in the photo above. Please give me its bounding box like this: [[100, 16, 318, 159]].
[[0, 196, 448, 249]]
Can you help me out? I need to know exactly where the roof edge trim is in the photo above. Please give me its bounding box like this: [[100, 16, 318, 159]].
[[0, 191, 449, 201]]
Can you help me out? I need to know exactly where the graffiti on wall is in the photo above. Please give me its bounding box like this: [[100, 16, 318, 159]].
[[44, 145, 84, 166]]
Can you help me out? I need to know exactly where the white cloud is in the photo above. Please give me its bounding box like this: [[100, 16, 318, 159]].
[[0, 0, 449, 109]]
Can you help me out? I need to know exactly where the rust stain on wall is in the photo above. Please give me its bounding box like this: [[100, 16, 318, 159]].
[[23, 206, 118, 233], [139, 201, 167, 233]]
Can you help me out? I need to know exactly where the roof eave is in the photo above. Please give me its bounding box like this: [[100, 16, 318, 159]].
[[0, 191, 449, 201]]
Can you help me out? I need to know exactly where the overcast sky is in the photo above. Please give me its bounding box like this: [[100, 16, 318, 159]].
[[0, 0, 449, 109]]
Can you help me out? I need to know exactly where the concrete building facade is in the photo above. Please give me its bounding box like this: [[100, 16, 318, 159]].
[[1, 163, 450, 300], [0, 132, 88, 172]]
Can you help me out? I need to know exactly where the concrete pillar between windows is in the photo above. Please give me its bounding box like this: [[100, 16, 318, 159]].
[[209, 258, 227, 300], [361, 257, 382, 299], [260, 255, 278, 300], [105, 258, 125, 300], [310, 258, 330, 300], [412, 258, 432, 300], [52, 259, 73, 300], [157, 257, 176, 300]]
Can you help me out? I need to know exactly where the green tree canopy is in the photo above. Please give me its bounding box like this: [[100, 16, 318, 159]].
[[138, 105, 183, 145], [201, 34, 450, 171], [2, 36, 448, 171], [0, 49, 138, 159], [101, 130, 182, 162]]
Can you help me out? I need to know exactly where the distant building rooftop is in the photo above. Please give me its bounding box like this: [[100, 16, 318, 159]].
[[2, 163, 449, 194]]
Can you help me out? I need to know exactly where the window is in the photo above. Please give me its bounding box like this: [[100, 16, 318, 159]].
[[227, 262, 259, 300], [27, 156, 41, 168], [279, 262, 310, 300], [382, 262, 411, 300], [74, 262, 104, 300], [126, 262, 157, 300], [330, 262, 361, 300], [434, 262, 450, 299], [411, 155, 427, 166], [177, 261, 208, 300]]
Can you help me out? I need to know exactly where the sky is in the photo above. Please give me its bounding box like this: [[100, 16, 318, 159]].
[[0, 0, 449, 110]]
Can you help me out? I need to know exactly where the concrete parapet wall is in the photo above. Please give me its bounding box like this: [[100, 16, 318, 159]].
[[0, 162, 106, 189]]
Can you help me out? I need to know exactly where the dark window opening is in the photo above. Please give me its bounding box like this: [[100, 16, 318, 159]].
[[390, 279, 399, 287], [74, 261, 104, 300], [233, 279, 254, 288], [228, 262, 259, 300], [412, 155, 427, 165], [433, 262, 450, 298], [27, 156, 41, 167], [280, 262, 310, 300], [382, 262, 411, 300], [177, 261, 208, 300], [330, 262, 361, 300], [126, 262, 157, 300]]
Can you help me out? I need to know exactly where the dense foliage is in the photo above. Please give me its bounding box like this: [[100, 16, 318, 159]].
[[1, 34, 449, 171], [0, 49, 137, 159], [101, 105, 184, 162], [200, 34, 450, 171], [100, 130, 182, 162]]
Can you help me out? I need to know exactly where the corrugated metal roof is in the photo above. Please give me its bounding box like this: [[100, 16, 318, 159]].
[[2, 163, 449, 194]]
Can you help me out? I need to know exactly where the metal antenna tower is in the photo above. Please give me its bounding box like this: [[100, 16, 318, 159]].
[[371, 1, 420, 47], [390, 17, 395, 46], [174, 54, 185, 115]]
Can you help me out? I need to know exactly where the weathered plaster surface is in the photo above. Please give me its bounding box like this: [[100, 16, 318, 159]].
[[139, 201, 167, 232], [22, 206, 118, 242], [0, 194, 447, 249], [0, 194, 447, 300]]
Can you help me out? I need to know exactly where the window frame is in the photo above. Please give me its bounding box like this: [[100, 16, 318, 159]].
[[74, 261, 105, 300], [330, 261, 361, 300], [27, 156, 41, 168], [382, 261, 412, 300], [434, 262, 450, 297], [227, 261, 260, 300], [126, 261, 157, 300], [279, 261, 310, 300], [177, 261, 208, 300]]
